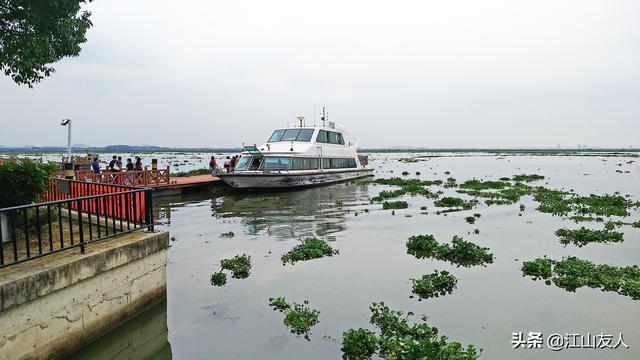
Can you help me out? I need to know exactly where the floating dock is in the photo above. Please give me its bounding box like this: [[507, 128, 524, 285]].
[[151, 174, 223, 197]]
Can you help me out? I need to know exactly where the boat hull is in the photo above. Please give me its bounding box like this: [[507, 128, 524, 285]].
[[219, 169, 374, 189]]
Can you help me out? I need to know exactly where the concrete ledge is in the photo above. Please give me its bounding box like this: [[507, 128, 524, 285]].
[[0, 230, 169, 360], [0, 230, 168, 312]]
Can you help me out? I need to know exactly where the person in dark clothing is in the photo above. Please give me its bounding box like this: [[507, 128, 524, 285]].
[[229, 155, 237, 173], [117, 156, 123, 170], [126, 158, 134, 171], [91, 157, 100, 174], [135, 157, 143, 171], [108, 156, 118, 171], [209, 156, 217, 176]]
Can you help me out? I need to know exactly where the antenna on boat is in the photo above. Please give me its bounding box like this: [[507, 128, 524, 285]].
[[313, 105, 317, 126], [297, 116, 305, 127], [321, 107, 326, 127]]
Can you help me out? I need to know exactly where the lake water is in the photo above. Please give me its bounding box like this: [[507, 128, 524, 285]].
[[69, 152, 639, 359]]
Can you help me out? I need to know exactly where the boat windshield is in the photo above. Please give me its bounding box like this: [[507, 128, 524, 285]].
[[235, 156, 251, 171], [267, 129, 314, 142]]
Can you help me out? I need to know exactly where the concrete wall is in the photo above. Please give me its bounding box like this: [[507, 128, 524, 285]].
[[0, 230, 169, 360]]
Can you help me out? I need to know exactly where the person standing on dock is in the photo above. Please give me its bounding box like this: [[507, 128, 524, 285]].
[[108, 156, 118, 171], [91, 157, 100, 174], [224, 156, 231, 173], [135, 157, 143, 171], [209, 156, 218, 176], [229, 155, 237, 173], [117, 156, 123, 170], [125, 158, 134, 184]]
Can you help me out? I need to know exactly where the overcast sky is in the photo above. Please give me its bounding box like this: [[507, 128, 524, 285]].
[[1, 0, 639, 148]]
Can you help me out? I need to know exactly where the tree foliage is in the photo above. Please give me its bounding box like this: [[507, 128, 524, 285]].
[[0, 160, 50, 208], [0, 0, 93, 87]]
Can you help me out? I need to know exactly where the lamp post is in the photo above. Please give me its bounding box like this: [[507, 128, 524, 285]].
[[60, 119, 73, 179]]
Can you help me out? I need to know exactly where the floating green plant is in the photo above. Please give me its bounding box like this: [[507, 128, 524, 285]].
[[210, 271, 227, 287], [402, 171, 410, 176], [459, 179, 510, 190], [554, 226, 623, 247], [336, 200, 344, 207], [522, 257, 640, 300], [371, 189, 406, 202], [407, 235, 493, 267], [268, 297, 320, 339], [411, 270, 458, 300], [281, 238, 339, 265], [443, 177, 458, 188], [512, 174, 545, 182], [465, 216, 476, 224], [220, 254, 252, 279], [340, 302, 479, 360], [341, 328, 378, 360], [382, 200, 409, 210], [434, 197, 477, 210], [220, 231, 235, 238]]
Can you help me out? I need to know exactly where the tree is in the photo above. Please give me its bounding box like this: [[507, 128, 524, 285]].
[[0, 0, 93, 87], [0, 160, 51, 208]]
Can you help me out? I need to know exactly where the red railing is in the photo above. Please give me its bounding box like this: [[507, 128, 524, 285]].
[[73, 167, 171, 187], [44, 179, 148, 223]]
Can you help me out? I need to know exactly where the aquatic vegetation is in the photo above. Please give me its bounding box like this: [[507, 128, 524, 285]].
[[382, 201, 409, 210], [336, 200, 344, 207], [522, 257, 640, 300], [220, 254, 252, 279], [465, 216, 476, 224], [569, 215, 604, 222], [172, 168, 210, 177], [220, 231, 235, 238], [434, 197, 477, 210], [411, 270, 458, 300], [512, 174, 545, 182], [443, 177, 457, 188], [372, 177, 440, 199], [398, 157, 420, 163], [473, 213, 481, 218], [371, 189, 406, 202], [519, 204, 526, 212], [573, 194, 633, 217], [406, 235, 493, 267], [415, 171, 421, 176], [401, 171, 410, 176], [633, 221, 640, 228], [340, 302, 480, 360], [459, 179, 510, 190], [210, 271, 227, 286], [281, 238, 339, 265], [341, 328, 378, 360], [268, 297, 320, 339], [555, 226, 623, 247]]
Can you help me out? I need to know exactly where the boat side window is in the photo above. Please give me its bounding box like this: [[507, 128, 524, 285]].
[[281, 129, 301, 141], [235, 156, 251, 171], [268, 130, 285, 142], [316, 130, 329, 143], [321, 158, 357, 169], [292, 157, 319, 170], [296, 129, 314, 142], [337, 133, 345, 145], [262, 157, 291, 171]]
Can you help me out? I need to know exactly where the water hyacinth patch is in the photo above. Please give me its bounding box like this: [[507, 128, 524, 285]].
[[382, 200, 409, 210], [210, 271, 227, 287], [521, 257, 640, 300], [512, 174, 545, 182], [459, 179, 511, 191], [220, 231, 235, 238], [341, 328, 378, 360], [465, 216, 476, 224], [268, 297, 320, 339], [371, 189, 406, 202], [406, 235, 494, 267], [220, 254, 252, 279], [281, 238, 339, 265], [555, 226, 624, 247], [411, 270, 458, 300], [340, 302, 480, 360], [434, 197, 477, 210]]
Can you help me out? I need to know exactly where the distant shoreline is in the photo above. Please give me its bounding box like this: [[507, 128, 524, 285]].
[[1, 147, 639, 155]]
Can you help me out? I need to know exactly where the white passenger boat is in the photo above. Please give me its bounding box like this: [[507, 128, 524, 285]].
[[219, 114, 373, 189]]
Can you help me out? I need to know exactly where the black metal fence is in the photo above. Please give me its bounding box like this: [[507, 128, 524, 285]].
[[0, 179, 154, 268]]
